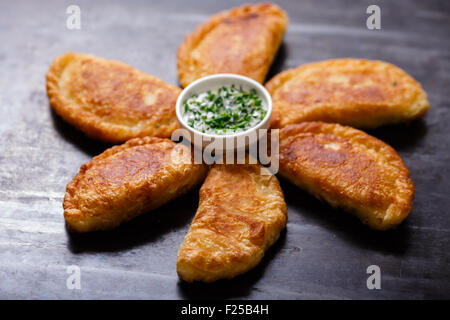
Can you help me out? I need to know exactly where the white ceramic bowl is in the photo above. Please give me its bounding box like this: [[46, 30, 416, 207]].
[[175, 74, 272, 151]]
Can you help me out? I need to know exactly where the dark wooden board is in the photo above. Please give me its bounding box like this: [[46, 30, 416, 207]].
[[0, 0, 449, 299]]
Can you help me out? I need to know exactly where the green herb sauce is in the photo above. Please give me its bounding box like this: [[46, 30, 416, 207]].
[[183, 85, 266, 135]]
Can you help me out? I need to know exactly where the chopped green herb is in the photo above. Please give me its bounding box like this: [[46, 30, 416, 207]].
[[182, 85, 266, 135]]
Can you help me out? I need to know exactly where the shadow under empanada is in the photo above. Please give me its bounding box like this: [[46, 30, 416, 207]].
[[278, 177, 411, 256], [176, 229, 287, 299], [66, 188, 200, 253], [266, 42, 288, 83], [50, 108, 112, 157], [366, 118, 428, 152]]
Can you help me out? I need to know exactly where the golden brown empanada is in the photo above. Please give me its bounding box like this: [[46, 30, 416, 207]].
[[279, 122, 415, 230], [177, 3, 288, 87], [64, 137, 207, 232], [266, 58, 429, 129], [46, 52, 181, 143], [177, 163, 287, 282]]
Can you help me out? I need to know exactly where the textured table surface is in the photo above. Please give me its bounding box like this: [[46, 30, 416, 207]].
[[0, 0, 449, 299]]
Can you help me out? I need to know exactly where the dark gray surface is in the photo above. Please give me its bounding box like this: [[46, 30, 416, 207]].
[[0, 0, 449, 299]]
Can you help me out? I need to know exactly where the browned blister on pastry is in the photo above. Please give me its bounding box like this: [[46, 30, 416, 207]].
[[177, 3, 288, 87], [63, 137, 207, 232], [46, 52, 181, 143], [177, 163, 287, 282], [266, 58, 429, 129], [279, 122, 414, 230]]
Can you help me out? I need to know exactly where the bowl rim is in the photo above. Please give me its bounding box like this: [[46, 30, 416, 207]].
[[175, 73, 273, 139]]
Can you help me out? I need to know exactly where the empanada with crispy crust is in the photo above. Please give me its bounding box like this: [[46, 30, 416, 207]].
[[177, 163, 287, 282], [46, 52, 181, 143], [279, 122, 414, 230], [63, 137, 207, 232], [266, 58, 429, 129], [177, 3, 288, 87]]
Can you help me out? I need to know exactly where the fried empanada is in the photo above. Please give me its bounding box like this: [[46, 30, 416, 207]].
[[46, 52, 181, 143], [177, 163, 287, 282], [63, 137, 207, 232], [177, 3, 288, 87], [279, 122, 414, 230], [266, 58, 429, 129]]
